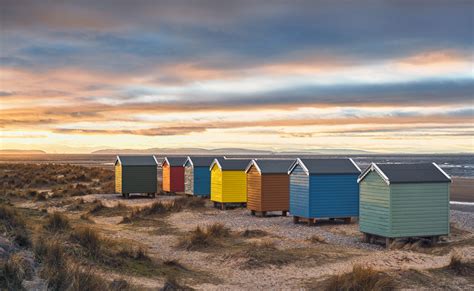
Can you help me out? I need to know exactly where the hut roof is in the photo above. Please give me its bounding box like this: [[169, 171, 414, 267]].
[[358, 163, 451, 184], [116, 155, 158, 166], [289, 158, 361, 175], [184, 156, 217, 167], [245, 159, 295, 174], [211, 158, 252, 171], [163, 156, 187, 167]]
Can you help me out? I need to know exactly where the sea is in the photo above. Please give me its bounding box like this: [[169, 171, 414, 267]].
[[0, 154, 473, 178]]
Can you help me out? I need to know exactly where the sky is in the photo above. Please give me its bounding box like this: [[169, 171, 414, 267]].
[[0, 0, 473, 154]]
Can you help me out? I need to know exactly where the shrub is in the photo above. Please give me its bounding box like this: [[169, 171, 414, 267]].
[[324, 265, 395, 291], [45, 212, 70, 232]]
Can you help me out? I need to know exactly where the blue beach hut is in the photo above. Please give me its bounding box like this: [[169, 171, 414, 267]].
[[288, 158, 361, 225], [183, 156, 216, 197]]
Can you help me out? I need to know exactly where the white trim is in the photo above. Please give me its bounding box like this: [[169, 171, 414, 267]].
[[349, 158, 361, 172], [373, 163, 390, 185], [287, 158, 309, 175], [184, 156, 193, 167], [450, 201, 474, 206], [432, 162, 452, 182], [162, 157, 170, 167], [209, 158, 222, 171], [357, 163, 372, 183], [152, 155, 159, 165], [245, 159, 261, 174], [115, 155, 121, 165], [357, 163, 390, 185]]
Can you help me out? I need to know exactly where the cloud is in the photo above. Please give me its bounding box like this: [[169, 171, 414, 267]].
[[53, 126, 207, 136]]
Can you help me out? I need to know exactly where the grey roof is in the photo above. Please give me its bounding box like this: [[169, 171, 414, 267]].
[[214, 158, 252, 171], [295, 158, 361, 175], [185, 156, 218, 167], [251, 159, 295, 174], [374, 163, 451, 184], [116, 155, 157, 166], [163, 156, 186, 166]]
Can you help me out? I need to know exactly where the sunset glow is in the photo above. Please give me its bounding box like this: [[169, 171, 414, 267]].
[[1, 1, 473, 153]]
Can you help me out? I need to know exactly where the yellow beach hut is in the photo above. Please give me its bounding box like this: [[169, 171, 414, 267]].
[[210, 158, 251, 209]]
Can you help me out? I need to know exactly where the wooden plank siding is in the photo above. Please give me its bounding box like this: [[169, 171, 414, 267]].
[[162, 163, 171, 192], [169, 166, 185, 192], [115, 164, 122, 193], [121, 166, 157, 194], [184, 165, 194, 194], [309, 174, 359, 218], [247, 165, 262, 210], [261, 174, 289, 212], [289, 164, 310, 218], [222, 171, 247, 203], [194, 167, 211, 196], [210, 164, 223, 202], [389, 182, 449, 237], [359, 170, 391, 237]]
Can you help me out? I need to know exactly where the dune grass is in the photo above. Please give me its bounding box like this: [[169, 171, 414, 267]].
[[0, 253, 33, 291], [0, 204, 30, 247], [177, 223, 231, 251], [323, 265, 395, 291], [45, 212, 70, 232]]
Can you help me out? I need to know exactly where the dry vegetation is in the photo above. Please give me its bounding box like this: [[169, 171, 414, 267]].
[[447, 252, 474, 276], [177, 223, 231, 251], [321, 265, 395, 291], [0, 163, 114, 199], [1, 162, 473, 289]]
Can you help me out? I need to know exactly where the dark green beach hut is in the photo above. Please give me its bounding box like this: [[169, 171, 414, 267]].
[[115, 155, 158, 198], [358, 163, 451, 247]]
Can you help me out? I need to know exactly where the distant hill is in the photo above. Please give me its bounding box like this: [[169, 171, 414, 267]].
[[91, 147, 375, 155], [91, 147, 274, 155], [282, 149, 374, 155], [0, 149, 47, 155]]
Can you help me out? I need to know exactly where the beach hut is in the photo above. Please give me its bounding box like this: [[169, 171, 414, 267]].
[[161, 156, 186, 193], [210, 158, 251, 209], [245, 159, 295, 216], [288, 158, 361, 225], [115, 155, 158, 198], [183, 156, 217, 197], [358, 163, 451, 247]]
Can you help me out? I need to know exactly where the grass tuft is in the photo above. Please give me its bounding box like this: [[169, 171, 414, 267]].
[[0, 204, 30, 247], [70, 227, 102, 258], [177, 223, 231, 251], [324, 265, 395, 291], [238, 240, 296, 269], [0, 253, 33, 290], [45, 212, 70, 232]]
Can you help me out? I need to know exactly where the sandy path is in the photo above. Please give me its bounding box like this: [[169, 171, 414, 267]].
[[14, 194, 474, 290], [87, 204, 474, 290]]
